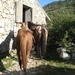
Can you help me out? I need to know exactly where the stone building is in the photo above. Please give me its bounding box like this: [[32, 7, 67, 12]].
[[0, 0, 50, 53]]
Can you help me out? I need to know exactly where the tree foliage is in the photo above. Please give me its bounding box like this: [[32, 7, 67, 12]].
[[45, 0, 75, 52]]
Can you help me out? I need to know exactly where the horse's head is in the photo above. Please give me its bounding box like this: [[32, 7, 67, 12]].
[[21, 22, 26, 29], [27, 21, 34, 29], [15, 22, 26, 30]]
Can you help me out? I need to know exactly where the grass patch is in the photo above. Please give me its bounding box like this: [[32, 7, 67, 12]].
[[36, 59, 75, 75], [0, 52, 18, 72], [34, 50, 75, 75]]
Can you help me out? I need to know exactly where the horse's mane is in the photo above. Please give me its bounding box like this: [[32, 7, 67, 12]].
[[28, 21, 43, 27], [16, 21, 43, 27]]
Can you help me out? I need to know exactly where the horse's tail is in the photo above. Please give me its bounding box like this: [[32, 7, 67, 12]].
[[20, 35, 27, 72], [41, 28, 47, 56]]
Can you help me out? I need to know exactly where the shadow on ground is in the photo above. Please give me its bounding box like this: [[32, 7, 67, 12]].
[[1, 64, 75, 75], [0, 52, 9, 71], [45, 46, 75, 66]]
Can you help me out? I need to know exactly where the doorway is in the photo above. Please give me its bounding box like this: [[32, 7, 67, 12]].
[[23, 5, 32, 22]]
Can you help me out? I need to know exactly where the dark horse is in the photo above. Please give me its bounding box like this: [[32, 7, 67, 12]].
[[16, 22, 34, 75], [27, 21, 48, 59]]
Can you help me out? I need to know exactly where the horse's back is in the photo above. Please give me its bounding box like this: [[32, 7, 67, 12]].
[[18, 29, 34, 48], [26, 31, 34, 49]]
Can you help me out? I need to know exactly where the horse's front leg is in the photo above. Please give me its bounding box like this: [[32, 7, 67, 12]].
[[36, 45, 39, 56], [40, 47, 43, 59]]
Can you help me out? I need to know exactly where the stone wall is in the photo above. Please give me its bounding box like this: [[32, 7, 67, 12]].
[[0, 0, 48, 53], [0, 0, 15, 53]]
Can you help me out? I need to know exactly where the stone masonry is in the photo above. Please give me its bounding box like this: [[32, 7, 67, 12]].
[[0, 0, 50, 53]]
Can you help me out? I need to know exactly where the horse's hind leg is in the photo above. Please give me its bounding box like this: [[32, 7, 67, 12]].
[[27, 50, 31, 63], [24, 68, 27, 75], [17, 51, 22, 69], [18, 55, 23, 75], [19, 58, 22, 69]]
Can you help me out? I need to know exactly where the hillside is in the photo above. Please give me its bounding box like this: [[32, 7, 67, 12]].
[[43, 0, 75, 21], [43, 0, 75, 52]]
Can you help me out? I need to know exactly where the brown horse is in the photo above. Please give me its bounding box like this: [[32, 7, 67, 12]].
[[16, 22, 34, 75], [27, 21, 48, 59]]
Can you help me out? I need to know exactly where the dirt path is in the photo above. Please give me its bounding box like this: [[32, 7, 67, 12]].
[[0, 57, 43, 75]]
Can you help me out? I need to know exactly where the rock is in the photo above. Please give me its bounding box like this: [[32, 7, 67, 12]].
[[60, 52, 71, 60]]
